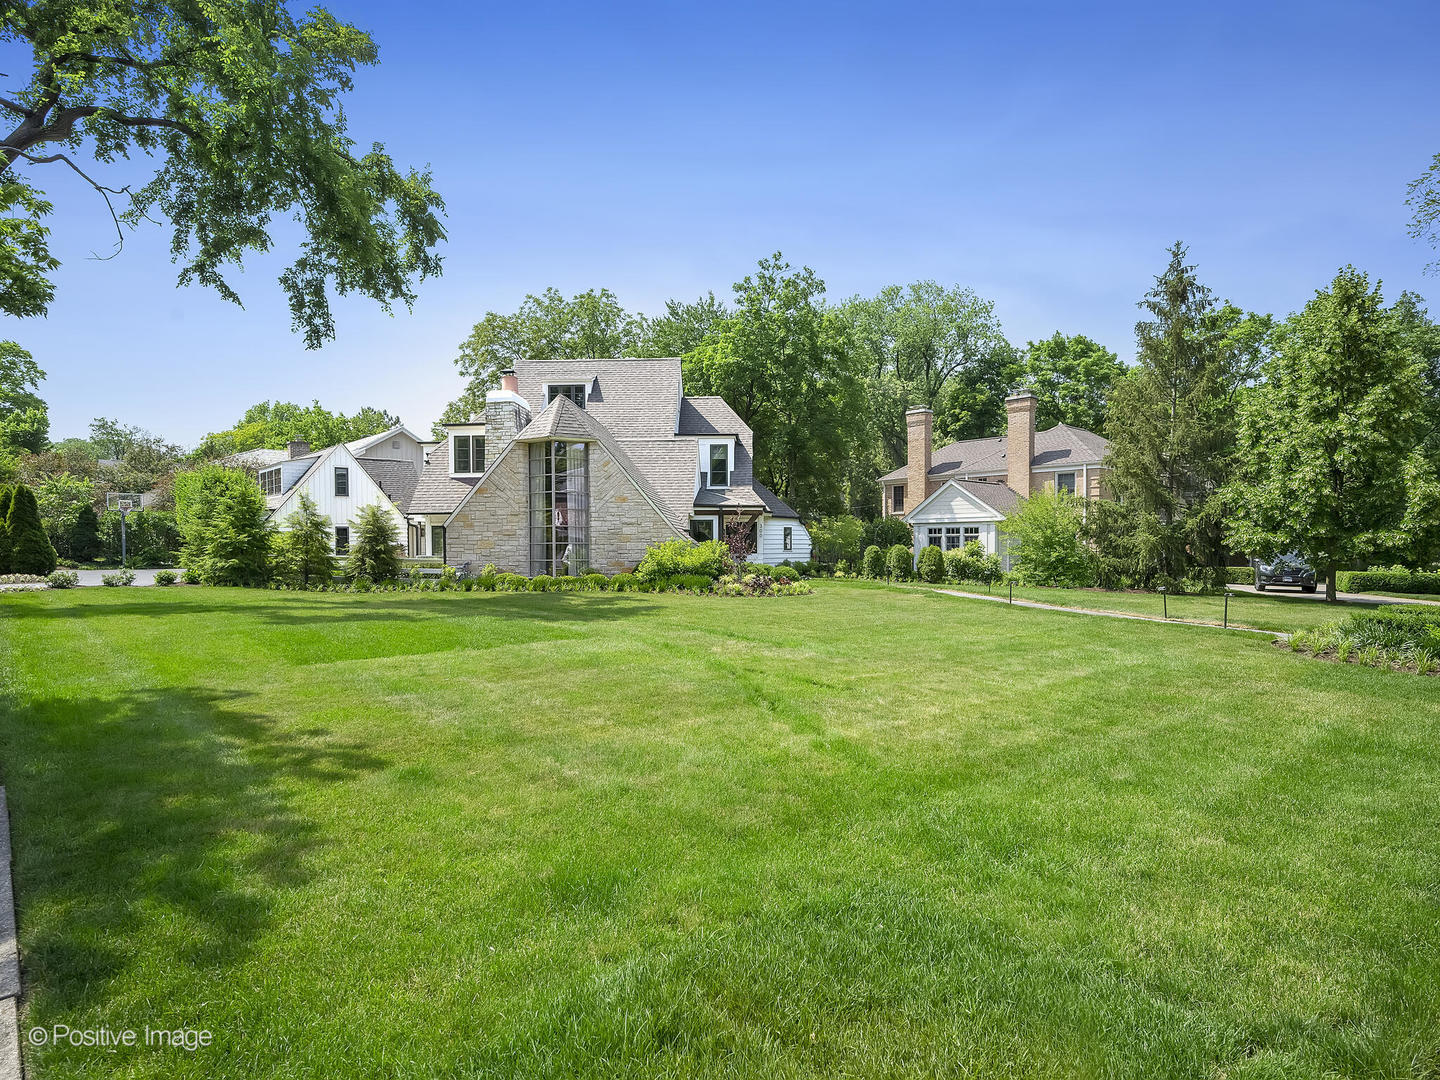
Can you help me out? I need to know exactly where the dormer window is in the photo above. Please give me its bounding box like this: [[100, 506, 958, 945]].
[[546, 383, 587, 408], [700, 440, 731, 488], [452, 433, 485, 476], [259, 467, 282, 495]]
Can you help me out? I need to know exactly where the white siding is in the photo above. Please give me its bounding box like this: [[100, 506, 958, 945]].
[[356, 430, 426, 472], [912, 521, 1003, 562], [277, 456, 316, 491], [906, 485, 1004, 524], [270, 445, 406, 537], [756, 517, 811, 564]]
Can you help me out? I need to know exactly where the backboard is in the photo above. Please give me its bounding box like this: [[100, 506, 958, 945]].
[[106, 492, 144, 513]]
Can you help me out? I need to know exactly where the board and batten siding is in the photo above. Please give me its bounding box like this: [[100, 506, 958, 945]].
[[357, 430, 426, 473], [271, 444, 406, 537], [756, 517, 811, 565]]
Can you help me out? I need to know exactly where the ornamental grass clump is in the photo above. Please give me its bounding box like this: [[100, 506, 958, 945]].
[[1289, 607, 1440, 674]]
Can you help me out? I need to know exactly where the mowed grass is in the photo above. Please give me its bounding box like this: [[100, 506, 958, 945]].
[[1, 582, 1438, 1079], [905, 580, 1395, 633]]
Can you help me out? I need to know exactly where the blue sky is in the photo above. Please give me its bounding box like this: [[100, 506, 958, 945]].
[[9, 0, 1440, 446]]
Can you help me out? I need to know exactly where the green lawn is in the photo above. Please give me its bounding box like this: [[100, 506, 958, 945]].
[[906, 579, 1392, 633], [2, 582, 1438, 1078]]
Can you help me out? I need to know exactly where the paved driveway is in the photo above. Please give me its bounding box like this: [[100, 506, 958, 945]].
[[1227, 583, 1440, 607], [73, 568, 176, 587]]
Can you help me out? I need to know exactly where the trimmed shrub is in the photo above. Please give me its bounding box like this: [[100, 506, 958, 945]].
[[153, 570, 177, 586], [6, 483, 57, 575], [861, 545, 885, 579], [916, 544, 944, 583], [610, 572, 640, 592], [494, 573, 528, 592], [635, 538, 732, 583], [771, 565, 800, 583], [529, 574, 556, 592], [0, 485, 12, 572], [552, 575, 580, 591], [475, 573, 498, 591], [663, 573, 714, 593], [46, 569, 78, 588], [885, 543, 912, 581], [1223, 565, 1256, 586], [1336, 568, 1440, 595], [577, 573, 610, 591], [67, 504, 102, 561], [101, 569, 136, 587]]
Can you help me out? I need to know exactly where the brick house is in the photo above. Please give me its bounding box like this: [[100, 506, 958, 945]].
[[879, 391, 1110, 567], [406, 358, 811, 575]]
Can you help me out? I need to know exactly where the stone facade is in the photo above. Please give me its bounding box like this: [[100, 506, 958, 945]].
[[444, 437, 676, 575]]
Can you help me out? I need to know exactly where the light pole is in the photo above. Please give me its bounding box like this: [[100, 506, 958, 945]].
[[1159, 586, 1168, 620]]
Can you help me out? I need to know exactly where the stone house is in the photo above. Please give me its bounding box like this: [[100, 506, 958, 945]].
[[878, 391, 1111, 567], [406, 358, 811, 575]]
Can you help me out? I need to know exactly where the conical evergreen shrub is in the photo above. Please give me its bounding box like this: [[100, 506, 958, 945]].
[[7, 483, 57, 575], [0, 485, 12, 573]]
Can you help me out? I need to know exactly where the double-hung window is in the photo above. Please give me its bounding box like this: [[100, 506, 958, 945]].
[[334, 526, 350, 554], [963, 525, 980, 547], [927, 527, 942, 548], [430, 526, 446, 562], [944, 526, 962, 550], [1056, 471, 1076, 495], [334, 467, 348, 497], [893, 485, 905, 513], [453, 434, 485, 475], [701, 443, 731, 488]]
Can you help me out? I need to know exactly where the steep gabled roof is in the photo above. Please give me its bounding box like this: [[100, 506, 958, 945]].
[[345, 424, 424, 456], [355, 457, 419, 514], [514, 358, 682, 439], [678, 396, 746, 436], [903, 478, 1021, 522], [880, 422, 1110, 483], [408, 441, 478, 515]]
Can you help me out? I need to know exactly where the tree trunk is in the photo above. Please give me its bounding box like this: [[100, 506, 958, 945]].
[[1326, 566, 1337, 603]]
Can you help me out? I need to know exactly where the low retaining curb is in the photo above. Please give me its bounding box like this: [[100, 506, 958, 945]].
[[0, 789, 20, 1080]]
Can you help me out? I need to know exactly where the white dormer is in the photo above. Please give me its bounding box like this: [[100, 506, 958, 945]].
[[446, 422, 487, 478], [696, 438, 734, 492]]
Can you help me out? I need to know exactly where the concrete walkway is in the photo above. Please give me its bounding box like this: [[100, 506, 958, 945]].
[[931, 587, 1289, 638]]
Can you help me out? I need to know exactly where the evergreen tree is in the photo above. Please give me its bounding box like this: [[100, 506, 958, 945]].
[[174, 465, 271, 585], [1227, 268, 1436, 600], [0, 485, 12, 572], [6, 483, 57, 575], [347, 503, 401, 581], [67, 504, 102, 562], [1104, 243, 1271, 584], [275, 494, 336, 587]]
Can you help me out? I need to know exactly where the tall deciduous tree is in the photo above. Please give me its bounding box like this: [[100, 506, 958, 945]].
[[1015, 332, 1126, 432], [196, 401, 400, 460], [1227, 268, 1438, 600], [1104, 243, 1271, 583], [841, 281, 1014, 467], [683, 254, 866, 518], [640, 293, 729, 358], [0, 0, 445, 348], [0, 340, 47, 458]]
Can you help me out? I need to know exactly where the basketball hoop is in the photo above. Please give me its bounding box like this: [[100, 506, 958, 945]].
[[106, 493, 144, 567]]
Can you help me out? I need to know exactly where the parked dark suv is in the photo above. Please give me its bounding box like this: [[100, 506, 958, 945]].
[[1252, 553, 1317, 593]]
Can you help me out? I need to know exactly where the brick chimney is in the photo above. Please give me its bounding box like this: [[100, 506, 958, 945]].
[[1005, 390, 1037, 495], [905, 407, 933, 515], [287, 440, 311, 459], [500, 369, 519, 393]]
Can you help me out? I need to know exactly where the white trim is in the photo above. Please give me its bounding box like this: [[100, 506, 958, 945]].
[[449, 431, 486, 478], [902, 479, 1008, 523], [688, 513, 720, 542], [480, 389, 527, 411], [697, 438, 734, 491]]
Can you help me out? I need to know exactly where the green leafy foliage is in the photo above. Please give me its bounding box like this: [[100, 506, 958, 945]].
[[173, 466, 271, 585], [153, 570, 177, 586], [0, 0, 445, 348], [5, 482, 56, 574], [45, 568, 76, 588], [67, 503, 101, 561], [861, 516, 912, 552], [1016, 332, 1125, 433], [917, 544, 945, 583], [197, 402, 401, 460], [809, 514, 865, 568], [1003, 490, 1095, 588], [635, 539, 732, 582], [885, 543, 912, 581], [274, 493, 335, 587], [944, 540, 1002, 585], [1336, 568, 1440, 595], [861, 544, 885, 579], [0, 341, 47, 455], [1227, 269, 1437, 599], [346, 504, 402, 582]]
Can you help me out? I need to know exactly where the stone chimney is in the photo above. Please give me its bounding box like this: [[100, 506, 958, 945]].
[[1005, 390, 1037, 495], [287, 440, 311, 459], [483, 368, 531, 465], [905, 408, 933, 515]]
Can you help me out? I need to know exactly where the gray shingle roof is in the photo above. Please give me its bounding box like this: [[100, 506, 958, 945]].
[[678, 396, 745, 436], [408, 441, 478, 514], [694, 485, 767, 509], [880, 422, 1110, 483], [355, 457, 419, 514], [515, 358, 682, 440], [752, 480, 800, 518]]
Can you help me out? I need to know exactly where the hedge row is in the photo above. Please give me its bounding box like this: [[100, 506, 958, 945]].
[[1336, 569, 1440, 595]]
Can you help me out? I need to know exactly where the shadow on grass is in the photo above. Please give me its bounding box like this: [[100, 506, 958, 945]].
[[0, 590, 662, 626], [1, 685, 387, 1013]]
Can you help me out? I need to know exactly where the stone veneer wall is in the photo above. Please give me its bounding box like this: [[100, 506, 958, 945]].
[[445, 439, 677, 575]]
